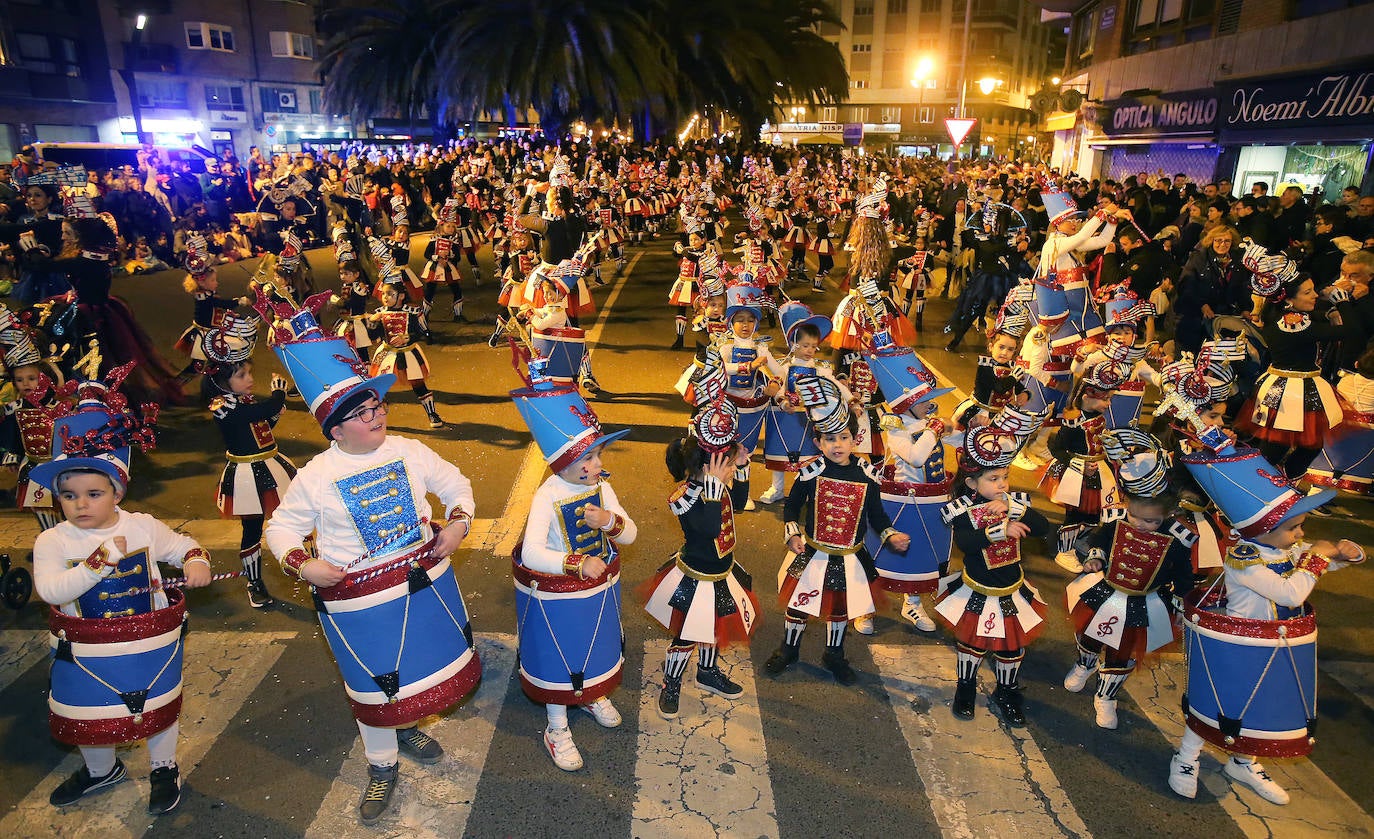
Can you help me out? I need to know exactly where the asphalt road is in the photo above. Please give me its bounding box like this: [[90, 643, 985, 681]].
[[0, 232, 1372, 838]]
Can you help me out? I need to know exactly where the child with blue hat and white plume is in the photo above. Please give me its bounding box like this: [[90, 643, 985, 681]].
[[261, 286, 481, 826], [509, 355, 636, 772], [1164, 401, 1365, 806]]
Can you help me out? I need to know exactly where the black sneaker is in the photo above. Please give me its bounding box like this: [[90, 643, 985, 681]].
[[147, 765, 181, 815], [50, 759, 127, 807], [992, 685, 1026, 726], [397, 726, 444, 764], [358, 762, 399, 825], [658, 679, 682, 720], [695, 666, 744, 699], [764, 644, 799, 676], [821, 649, 857, 686], [952, 680, 977, 719], [246, 579, 275, 609]]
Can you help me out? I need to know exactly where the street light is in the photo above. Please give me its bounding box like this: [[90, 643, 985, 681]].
[[977, 77, 1002, 96], [910, 54, 935, 139], [121, 12, 150, 145], [136, 14, 147, 30], [1050, 76, 1061, 86]]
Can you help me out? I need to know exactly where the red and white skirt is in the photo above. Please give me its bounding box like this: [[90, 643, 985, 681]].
[[934, 571, 1048, 653], [1066, 574, 1177, 660], [216, 449, 297, 518], [640, 556, 759, 648], [372, 345, 430, 381], [1237, 368, 1344, 448], [777, 547, 881, 620]]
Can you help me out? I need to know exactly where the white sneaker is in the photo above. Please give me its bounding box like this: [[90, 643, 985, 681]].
[[580, 697, 622, 728], [758, 486, 785, 505], [1094, 696, 1118, 729], [1063, 664, 1093, 693], [900, 600, 936, 632], [852, 614, 875, 635], [743, 498, 756, 512], [1168, 755, 1199, 799], [543, 726, 583, 772], [1012, 452, 1042, 471], [1225, 759, 1290, 805], [1055, 552, 1084, 574]]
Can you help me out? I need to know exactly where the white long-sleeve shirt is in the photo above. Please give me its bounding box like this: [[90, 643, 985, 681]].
[[1226, 541, 1325, 621], [520, 474, 636, 574], [1037, 215, 1117, 278], [264, 435, 474, 571], [34, 510, 203, 615], [882, 414, 946, 484]]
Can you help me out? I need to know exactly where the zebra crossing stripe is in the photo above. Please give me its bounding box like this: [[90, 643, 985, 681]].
[[303, 632, 516, 838], [1124, 660, 1374, 834], [0, 629, 295, 837], [0, 629, 48, 694], [631, 642, 780, 838], [870, 644, 1094, 839]]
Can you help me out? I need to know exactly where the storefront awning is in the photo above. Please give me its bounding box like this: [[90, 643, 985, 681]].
[[1086, 136, 1216, 146], [797, 134, 842, 145], [1045, 112, 1078, 131]]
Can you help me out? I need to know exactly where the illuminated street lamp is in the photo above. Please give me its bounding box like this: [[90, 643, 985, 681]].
[[1050, 76, 1062, 86], [977, 77, 1003, 96], [910, 54, 935, 137]]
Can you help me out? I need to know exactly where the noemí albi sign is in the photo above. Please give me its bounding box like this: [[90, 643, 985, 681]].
[[1101, 89, 1218, 138], [1221, 68, 1374, 131]]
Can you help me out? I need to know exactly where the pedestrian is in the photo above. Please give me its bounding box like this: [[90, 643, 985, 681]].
[[509, 361, 635, 770], [768, 389, 910, 685], [262, 300, 480, 826], [32, 367, 210, 815], [646, 398, 758, 719], [935, 408, 1052, 724], [200, 322, 296, 609]]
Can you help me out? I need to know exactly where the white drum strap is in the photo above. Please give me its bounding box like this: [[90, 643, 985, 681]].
[[324, 593, 410, 680], [528, 581, 618, 679]]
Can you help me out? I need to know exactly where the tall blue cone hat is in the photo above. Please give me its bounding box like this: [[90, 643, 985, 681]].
[[867, 345, 954, 414], [251, 282, 393, 436], [30, 361, 158, 494], [1100, 285, 1156, 329], [510, 358, 629, 473], [1181, 437, 1334, 538], [1042, 191, 1084, 226], [778, 301, 832, 345], [725, 280, 767, 321]]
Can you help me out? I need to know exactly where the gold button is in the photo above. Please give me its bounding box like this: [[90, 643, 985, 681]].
[[388, 472, 397, 480], [351, 487, 359, 494], [394, 505, 402, 513], [389, 488, 398, 496], [369, 514, 379, 523], [360, 499, 369, 508]]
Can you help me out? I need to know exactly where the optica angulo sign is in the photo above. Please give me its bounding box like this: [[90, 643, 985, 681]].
[[1101, 89, 1218, 138]]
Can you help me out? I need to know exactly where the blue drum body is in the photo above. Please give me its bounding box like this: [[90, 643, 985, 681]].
[[514, 555, 624, 705], [763, 408, 819, 471], [1307, 412, 1374, 496], [866, 480, 951, 594], [1182, 589, 1318, 758], [49, 588, 187, 746], [316, 554, 481, 727], [533, 326, 587, 383], [1104, 382, 1145, 429]]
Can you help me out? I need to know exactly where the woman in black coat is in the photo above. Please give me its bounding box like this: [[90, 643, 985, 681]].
[[1173, 227, 1251, 354]]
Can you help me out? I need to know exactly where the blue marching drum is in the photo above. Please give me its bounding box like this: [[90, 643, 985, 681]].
[[866, 473, 951, 594], [1104, 380, 1145, 429], [1307, 410, 1374, 496], [532, 326, 587, 384], [513, 554, 624, 705], [315, 549, 482, 727], [1182, 588, 1318, 758], [49, 588, 187, 746], [763, 407, 819, 471]]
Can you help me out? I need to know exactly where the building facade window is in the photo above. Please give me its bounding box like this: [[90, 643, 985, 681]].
[[185, 22, 235, 52], [820, 106, 837, 122], [138, 79, 189, 109], [921, 0, 941, 11], [14, 32, 81, 77], [851, 106, 870, 122], [855, 3, 874, 14], [308, 89, 324, 113], [205, 84, 245, 111], [887, 0, 909, 12], [881, 107, 901, 123], [918, 106, 933, 123], [261, 86, 299, 113], [851, 43, 871, 53], [269, 31, 314, 60], [851, 79, 869, 89]]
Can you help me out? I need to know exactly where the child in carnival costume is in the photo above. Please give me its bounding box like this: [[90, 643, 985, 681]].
[[521, 256, 604, 395], [1166, 418, 1365, 806], [0, 322, 74, 531], [669, 218, 709, 349], [332, 257, 375, 361], [200, 313, 295, 609], [420, 198, 467, 321], [720, 278, 784, 508], [767, 376, 911, 685], [863, 342, 957, 634], [936, 403, 1053, 724], [509, 355, 636, 771], [1062, 428, 1197, 729], [646, 370, 760, 719], [261, 287, 481, 825], [173, 232, 250, 385], [1073, 284, 1163, 429], [758, 301, 847, 508], [32, 362, 210, 816], [369, 279, 446, 429]]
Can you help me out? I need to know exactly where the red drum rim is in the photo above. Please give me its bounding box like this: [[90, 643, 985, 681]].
[[880, 478, 952, 497], [50, 587, 185, 644], [533, 326, 587, 340], [512, 554, 622, 593], [1181, 588, 1316, 640], [315, 537, 442, 602]]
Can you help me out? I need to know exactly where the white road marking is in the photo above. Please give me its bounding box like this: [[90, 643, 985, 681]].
[[1124, 659, 1374, 836], [631, 641, 780, 839], [303, 632, 516, 838], [0, 629, 295, 838], [870, 644, 1093, 839]]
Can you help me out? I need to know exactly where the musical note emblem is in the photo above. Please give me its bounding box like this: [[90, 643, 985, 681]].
[[1095, 615, 1119, 636], [983, 612, 997, 633], [793, 589, 820, 606]]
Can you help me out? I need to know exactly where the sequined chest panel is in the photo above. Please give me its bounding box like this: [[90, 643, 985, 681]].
[[557, 486, 614, 561], [73, 548, 155, 618], [333, 459, 424, 557], [812, 476, 866, 551], [970, 503, 1020, 569], [1105, 524, 1171, 594]]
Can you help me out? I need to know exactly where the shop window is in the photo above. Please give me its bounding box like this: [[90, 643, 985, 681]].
[[852, 79, 869, 89], [205, 84, 245, 111], [270, 31, 314, 60], [185, 22, 235, 52]]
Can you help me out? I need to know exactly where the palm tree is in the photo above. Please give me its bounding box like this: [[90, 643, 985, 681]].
[[318, 0, 462, 135], [439, 0, 674, 136]]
